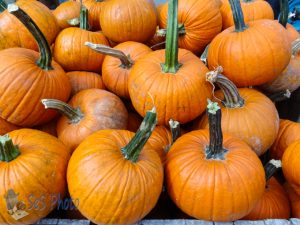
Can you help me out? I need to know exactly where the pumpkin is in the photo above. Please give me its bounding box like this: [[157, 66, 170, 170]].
[[53, 0, 81, 29], [0, 4, 71, 127], [66, 71, 105, 96], [127, 111, 143, 132], [67, 107, 163, 225], [0, 118, 20, 135], [0, 0, 60, 51], [242, 160, 290, 220], [128, 0, 212, 125], [207, 0, 291, 87], [0, 129, 70, 225], [284, 183, 300, 218], [166, 100, 266, 221], [194, 68, 279, 156], [99, 0, 157, 43], [270, 119, 300, 159], [42, 89, 128, 152], [220, 0, 274, 30], [85, 41, 152, 99], [158, 0, 222, 55], [53, 5, 109, 72]]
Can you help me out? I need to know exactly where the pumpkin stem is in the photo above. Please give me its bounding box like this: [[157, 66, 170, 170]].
[[243, 0, 253, 2], [200, 44, 210, 66], [292, 38, 300, 56], [279, 0, 288, 27], [79, 0, 89, 30], [206, 67, 245, 108], [68, 17, 80, 27], [161, 0, 182, 74], [264, 159, 282, 181], [156, 24, 186, 37], [169, 119, 180, 145], [229, 0, 248, 32], [121, 107, 157, 163], [206, 100, 227, 160], [0, 0, 7, 12], [8, 3, 53, 70], [85, 42, 133, 69], [267, 89, 291, 102], [41, 99, 84, 124], [0, 134, 20, 162]]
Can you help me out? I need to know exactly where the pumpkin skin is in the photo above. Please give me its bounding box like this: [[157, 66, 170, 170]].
[[194, 88, 279, 156], [66, 71, 105, 96], [159, 0, 222, 55], [165, 130, 266, 221], [220, 0, 274, 30], [53, 1, 81, 29], [67, 129, 163, 225], [100, 0, 157, 43], [270, 119, 300, 160], [53, 28, 109, 73], [102, 41, 152, 99], [0, 129, 70, 225], [284, 182, 300, 218], [0, 0, 60, 51], [242, 177, 290, 220]]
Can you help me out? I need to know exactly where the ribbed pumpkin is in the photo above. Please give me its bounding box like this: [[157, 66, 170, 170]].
[[0, 129, 70, 225], [194, 69, 279, 156], [66, 71, 105, 96], [158, 0, 222, 55], [86, 41, 152, 99], [242, 160, 290, 220], [220, 0, 274, 30], [166, 101, 266, 221], [0, 4, 70, 127], [53, 5, 109, 72], [100, 0, 157, 43], [67, 108, 163, 225], [284, 183, 300, 218], [270, 119, 300, 159], [0, 0, 60, 51], [128, 0, 212, 125], [53, 0, 81, 29], [207, 0, 291, 87]]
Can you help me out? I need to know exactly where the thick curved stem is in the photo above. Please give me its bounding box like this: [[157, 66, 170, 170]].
[[41, 99, 84, 124], [229, 0, 247, 32], [8, 3, 53, 70], [264, 159, 282, 181], [121, 107, 157, 163], [279, 0, 288, 27], [0, 135, 20, 162], [85, 42, 133, 68]]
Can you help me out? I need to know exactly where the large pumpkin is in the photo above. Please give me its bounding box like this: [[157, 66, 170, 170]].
[[67, 107, 163, 225], [0, 4, 70, 127], [166, 101, 266, 221], [0, 129, 70, 225], [128, 0, 212, 125], [207, 0, 291, 87], [158, 0, 222, 55]]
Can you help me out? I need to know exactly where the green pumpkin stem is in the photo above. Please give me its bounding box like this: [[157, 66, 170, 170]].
[[206, 100, 227, 159], [8, 3, 53, 70], [169, 119, 180, 145], [85, 42, 133, 69], [229, 0, 248, 32], [279, 0, 288, 27], [41, 99, 84, 124], [264, 159, 282, 181], [80, 0, 89, 30], [0, 135, 20, 162], [267, 89, 291, 103], [161, 0, 182, 73], [121, 107, 157, 163], [0, 0, 6, 12]]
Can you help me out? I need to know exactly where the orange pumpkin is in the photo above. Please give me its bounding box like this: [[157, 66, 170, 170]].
[[166, 101, 265, 221], [270, 119, 300, 159], [0, 129, 70, 225], [67, 108, 163, 225], [86, 41, 152, 99], [207, 0, 291, 87], [194, 69, 279, 156], [284, 182, 300, 218], [0, 4, 71, 127], [42, 89, 128, 152], [53, 1, 81, 29], [100, 0, 157, 43], [159, 0, 222, 55], [66, 71, 105, 96], [128, 0, 212, 125]]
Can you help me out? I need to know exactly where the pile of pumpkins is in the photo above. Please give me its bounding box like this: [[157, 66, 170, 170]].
[[0, 0, 300, 224]]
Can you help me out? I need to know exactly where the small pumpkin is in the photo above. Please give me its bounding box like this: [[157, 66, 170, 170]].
[[67, 107, 163, 225], [166, 100, 266, 221], [42, 89, 128, 152], [53, 0, 81, 29], [0, 129, 70, 225]]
